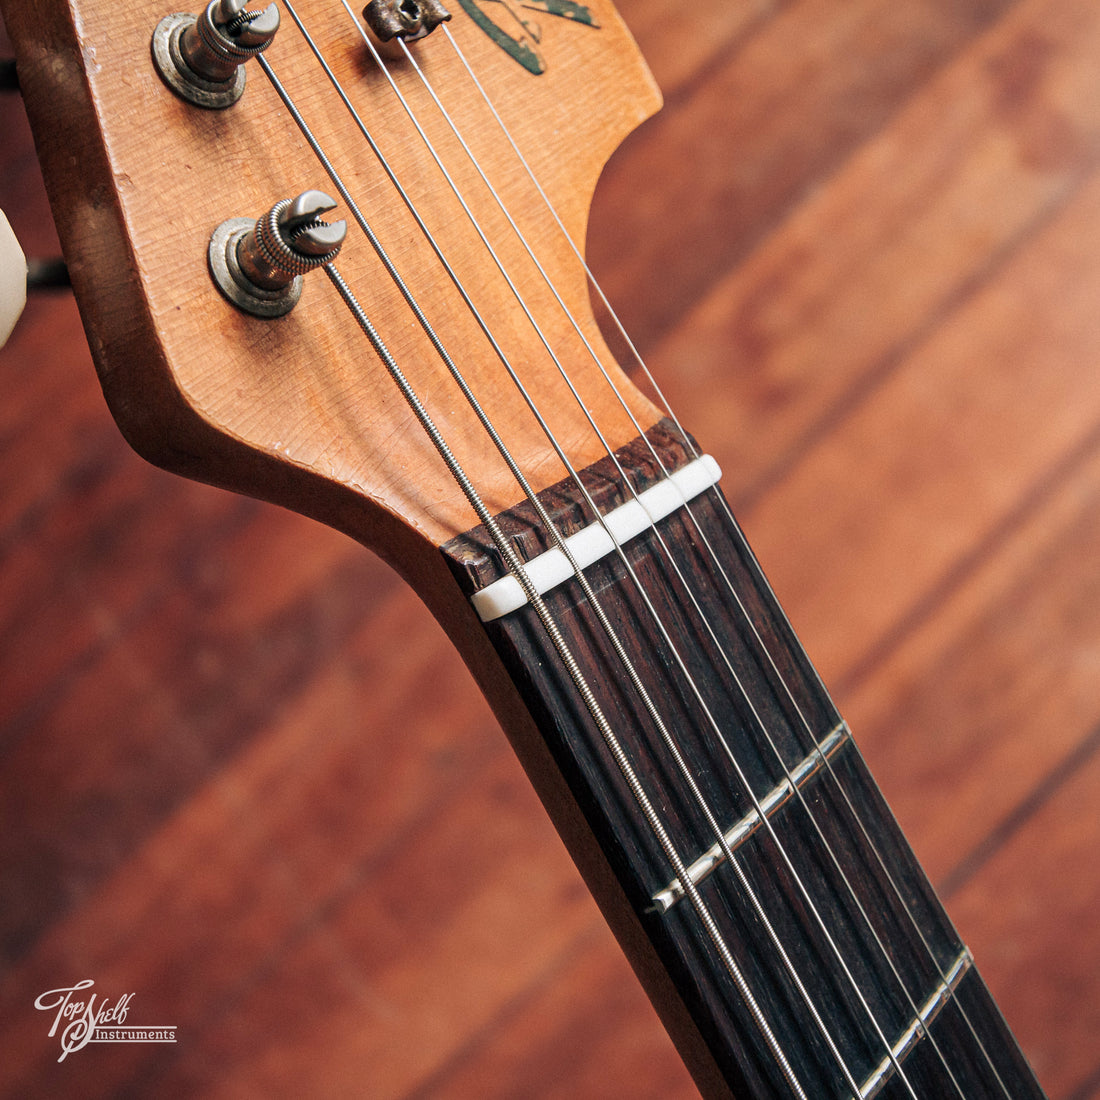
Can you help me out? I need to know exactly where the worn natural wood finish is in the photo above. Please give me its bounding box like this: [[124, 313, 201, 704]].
[[2, 0, 1100, 1096], [8, 0, 661, 554]]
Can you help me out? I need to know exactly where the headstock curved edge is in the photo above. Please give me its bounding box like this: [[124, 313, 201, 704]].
[[5, 0, 664, 585]]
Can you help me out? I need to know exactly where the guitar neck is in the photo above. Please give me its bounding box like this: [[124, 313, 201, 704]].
[[440, 422, 1045, 1099]]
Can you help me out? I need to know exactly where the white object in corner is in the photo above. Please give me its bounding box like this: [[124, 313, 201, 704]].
[[0, 210, 28, 350]]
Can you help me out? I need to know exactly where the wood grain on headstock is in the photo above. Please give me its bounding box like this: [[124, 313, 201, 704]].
[[7, 0, 661, 564]]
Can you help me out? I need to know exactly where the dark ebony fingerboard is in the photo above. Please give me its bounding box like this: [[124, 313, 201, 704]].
[[441, 423, 1045, 1100]]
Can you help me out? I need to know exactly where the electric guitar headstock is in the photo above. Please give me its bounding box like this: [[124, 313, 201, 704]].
[[10, 0, 661, 571]]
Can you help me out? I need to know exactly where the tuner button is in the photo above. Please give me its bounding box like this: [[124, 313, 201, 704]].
[[152, 0, 280, 109], [209, 192, 347, 318]]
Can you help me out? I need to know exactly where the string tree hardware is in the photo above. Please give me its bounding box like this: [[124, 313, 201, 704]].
[[152, 0, 279, 109], [362, 0, 451, 60], [209, 190, 347, 319]]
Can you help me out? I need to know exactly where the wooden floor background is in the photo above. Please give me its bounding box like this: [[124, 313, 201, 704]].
[[2, 0, 1099, 1095]]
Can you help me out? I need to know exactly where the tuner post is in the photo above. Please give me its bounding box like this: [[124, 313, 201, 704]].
[[152, 0, 279, 109], [209, 191, 347, 318]]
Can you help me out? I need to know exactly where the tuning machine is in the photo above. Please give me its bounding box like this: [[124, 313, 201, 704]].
[[152, 0, 279, 109], [209, 191, 347, 318]]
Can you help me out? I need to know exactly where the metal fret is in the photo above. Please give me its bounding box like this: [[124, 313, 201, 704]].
[[856, 949, 973, 1099], [650, 722, 851, 913]]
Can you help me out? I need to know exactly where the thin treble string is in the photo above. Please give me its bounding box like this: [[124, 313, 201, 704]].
[[258, 34, 811, 1096], [345, 25, 922, 1094], [438, 21, 692, 458], [315, 259, 811, 1098], [439, 24, 1010, 1095], [321, 15, 911, 1094], [275, 8, 868, 1089], [399, 36, 965, 1094]]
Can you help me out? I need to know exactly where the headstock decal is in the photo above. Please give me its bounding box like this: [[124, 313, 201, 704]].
[[458, 0, 599, 75]]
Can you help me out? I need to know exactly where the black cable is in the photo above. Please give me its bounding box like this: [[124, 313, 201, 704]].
[[26, 258, 71, 291]]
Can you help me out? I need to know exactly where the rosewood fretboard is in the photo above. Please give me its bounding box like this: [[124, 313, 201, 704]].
[[442, 422, 1045, 1099]]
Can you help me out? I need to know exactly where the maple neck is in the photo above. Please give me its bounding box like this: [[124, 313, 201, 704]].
[[441, 423, 1045, 1099]]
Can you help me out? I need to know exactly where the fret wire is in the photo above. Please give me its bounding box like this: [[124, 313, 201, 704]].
[[357, 23, 938, 1096], [321, 259, 809, 1099], [857, 951, 973, 1100], [258, 32, 811, 1091], [437, 22, 1010, 1096], [337, 15, 907, 1093], [651, 722, 853, 913]]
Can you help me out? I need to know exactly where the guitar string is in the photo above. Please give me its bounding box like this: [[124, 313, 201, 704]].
[[277, 2, 975, 1090], [332, 12, 922, 1095], [316, 259, 812, 1098], [286, 2, 927, 1089], [417, 20, 992, 1094], [266, 12, 866, 1095], [257, 43, 811, 1098], [263, 18, 854, 1092], [440, 24, 1014, 1094], [337, 14, 927, 1093], [392, 27, 968, 1096], [435, 18, 1011, 1095]]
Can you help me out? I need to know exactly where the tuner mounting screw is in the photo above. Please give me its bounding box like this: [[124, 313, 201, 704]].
[[152, 0, 279, 109], [209, 190, 347, 318]]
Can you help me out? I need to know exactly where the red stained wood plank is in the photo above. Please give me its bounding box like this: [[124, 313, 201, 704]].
[[846, 440, 1100, 885], [644, 0, 1100, 504], [415, 930, 698, 1099], [949, 746, 1100, 1096], [589, 0, 1017, 353], [744, 163, 1100, 688], [3, 0, 1099, 1096], [603, 0, 782, 97]]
